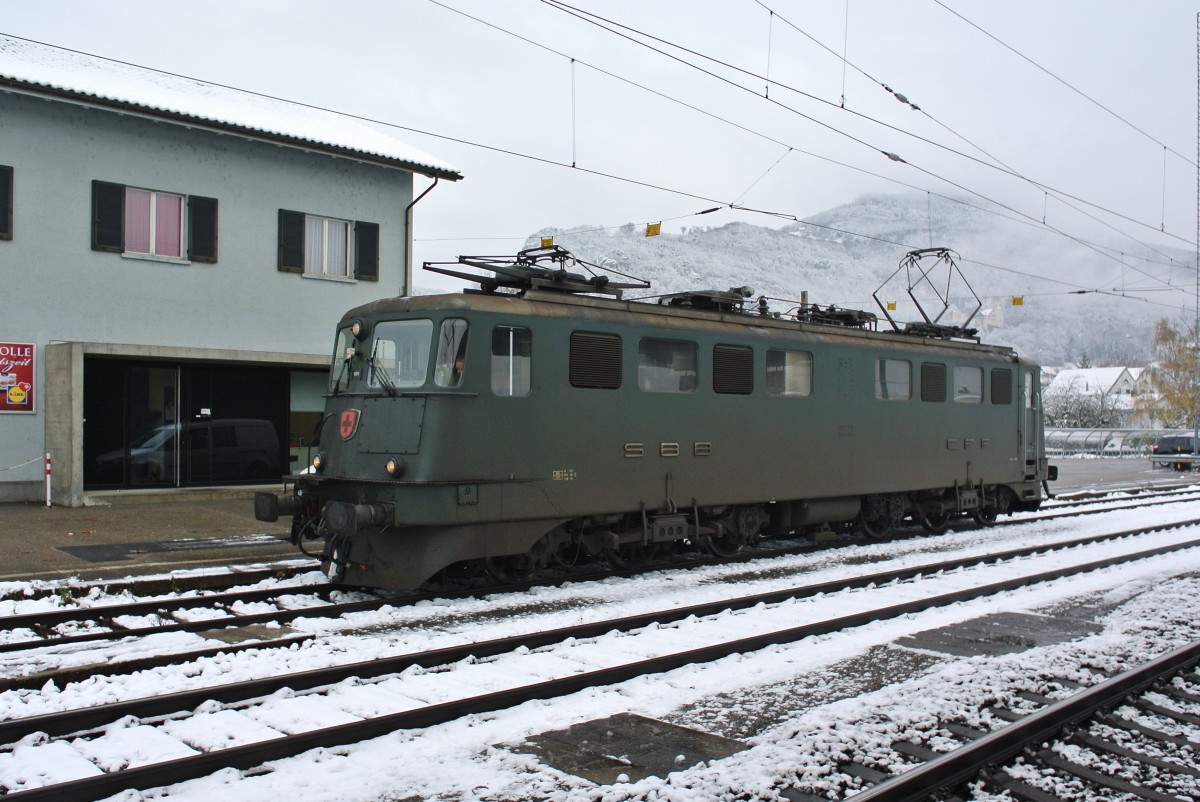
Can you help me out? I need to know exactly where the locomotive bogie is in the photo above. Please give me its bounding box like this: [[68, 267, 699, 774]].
[[258, 282, 1051, 591]]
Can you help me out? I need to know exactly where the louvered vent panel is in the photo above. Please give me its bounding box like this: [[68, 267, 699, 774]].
[[570, 331, 622, 389], [921, 363, 947, 402], [713, 345, 754, 394]]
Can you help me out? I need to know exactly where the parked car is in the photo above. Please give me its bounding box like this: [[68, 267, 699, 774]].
[[1152, 435, 1197, 467], [95, 419, 281, 484]]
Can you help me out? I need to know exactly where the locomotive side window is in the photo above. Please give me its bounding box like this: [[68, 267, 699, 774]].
[[991, 368, 1013, 404], [329, 327, 354, 392], [766, 350, 812, 397], [713, 345, 753, 394], [638, 338, 697, 393], [369, 319, 432, 389], [875, 359, 911, 401], [920, 363, 946, 402], [570, 331, 622, 389], [492, 326, 532, 397], [953, 366, 983, 403], [434, 319, 469, 388]]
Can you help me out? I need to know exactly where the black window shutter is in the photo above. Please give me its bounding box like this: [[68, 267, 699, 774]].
[[278, 209, 305, 273], [92, 180, 124, 252], [354, 220, 379, 281], [187, 195, 218, 263], [0, 165, 12, 240]]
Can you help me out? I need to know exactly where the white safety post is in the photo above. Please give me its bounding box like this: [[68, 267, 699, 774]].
[[44, 453, 51, 507]]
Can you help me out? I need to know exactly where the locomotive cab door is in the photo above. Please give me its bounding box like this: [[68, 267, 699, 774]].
[[1021, 368, 1041, 478]]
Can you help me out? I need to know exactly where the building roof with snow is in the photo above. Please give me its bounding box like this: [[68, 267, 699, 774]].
[[0, 34, 461, 180], [1045, 367, 1136, 397]]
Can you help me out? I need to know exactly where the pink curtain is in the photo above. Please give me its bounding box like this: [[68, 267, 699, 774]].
[[155, 194, 182, 258], [124, 189, 151, 254]]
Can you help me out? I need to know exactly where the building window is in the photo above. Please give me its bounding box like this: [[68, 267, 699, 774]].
[[766, 350, 812, 397], [638, 338, 697, 393], [0, 165, 12, 240], [305, 215, 348, 278], [125, 188, 183, 258], [278, 210, 378, 281], [953, 366, 983, 403], [492, 326, 532, 397], [875, 358, 911, 401], [91, 181, 217, 262]]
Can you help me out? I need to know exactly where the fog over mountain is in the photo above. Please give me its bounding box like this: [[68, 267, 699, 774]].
[[503, 193, 1193, 368]]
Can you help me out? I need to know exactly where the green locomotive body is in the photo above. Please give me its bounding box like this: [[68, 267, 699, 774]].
[[256, 249, 1053, 591]]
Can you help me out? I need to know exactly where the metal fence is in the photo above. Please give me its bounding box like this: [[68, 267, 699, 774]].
[[1044, 428, 1193, 458]]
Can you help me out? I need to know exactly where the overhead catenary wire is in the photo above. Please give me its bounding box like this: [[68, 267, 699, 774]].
[[533, 0, 1193, 296], [6, 27, 1192, 314], [542, 0, 1195, 250], [420, 2, 1191, 281], [751, 0, 1191, 281]]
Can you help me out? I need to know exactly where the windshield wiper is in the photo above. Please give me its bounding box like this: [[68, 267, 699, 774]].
[[369, 342, 398, 396]]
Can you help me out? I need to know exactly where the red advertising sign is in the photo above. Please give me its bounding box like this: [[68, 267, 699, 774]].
[[0, 342, 35, 414]]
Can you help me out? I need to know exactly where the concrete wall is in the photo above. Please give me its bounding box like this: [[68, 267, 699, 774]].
[[0, 91, 419, 502]]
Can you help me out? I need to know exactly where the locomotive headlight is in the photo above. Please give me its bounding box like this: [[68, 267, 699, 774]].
[[350, 319, 368, 340], [312, 451, 327, 473], [385, 456, 406, 477]]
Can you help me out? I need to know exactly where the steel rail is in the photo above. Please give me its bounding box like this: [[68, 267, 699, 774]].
[[7, 528, 1200, 801], [2, 516, 1200, 696], [5, 485, 1194, 660], [846, 639, 1200, 802], [4, 487, 1194, 665]]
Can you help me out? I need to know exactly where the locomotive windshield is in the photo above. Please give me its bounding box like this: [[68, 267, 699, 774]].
[[369, 320, 433, 389]]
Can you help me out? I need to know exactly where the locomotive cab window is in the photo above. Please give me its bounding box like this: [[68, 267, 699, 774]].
[[492, 326, 532, 397], [434, 319, 469, 388], [875, 359, 911, 401], [766, 350, 812, 397], [329, 326, 354, 393], [953, 366, 983, 403], [638, 338, 697, 393], [369, 319, 432, 389]]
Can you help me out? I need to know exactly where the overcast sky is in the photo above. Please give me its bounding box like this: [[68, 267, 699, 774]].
[[4, 1, 1196, 291]]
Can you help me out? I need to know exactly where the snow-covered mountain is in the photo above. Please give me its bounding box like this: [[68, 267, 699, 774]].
[[436, 193, 1193, 367]]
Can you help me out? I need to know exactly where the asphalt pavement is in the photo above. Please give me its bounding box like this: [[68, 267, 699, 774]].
[[0, 458, 1192, 586]]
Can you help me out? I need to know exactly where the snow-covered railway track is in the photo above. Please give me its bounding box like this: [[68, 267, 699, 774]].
[[783, 641, 1200, 801], [4, 519, 1200, 799], [6, 504, 1200, 694]]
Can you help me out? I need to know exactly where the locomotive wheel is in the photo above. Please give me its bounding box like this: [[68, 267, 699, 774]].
[[917, 507, 952, 534], [698, 530, 743, 558], [858, 513, 892, 538], [604, 543, 659, 570], [483, 554, 539, 585], [551, 541, 583, 568], [972, 506, 998, 526]]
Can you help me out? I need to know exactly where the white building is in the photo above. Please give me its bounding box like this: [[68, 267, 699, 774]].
[[0, 35, 460, 505]]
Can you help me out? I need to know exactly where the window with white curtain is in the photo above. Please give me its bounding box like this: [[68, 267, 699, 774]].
[[304, 215, 349, 278]]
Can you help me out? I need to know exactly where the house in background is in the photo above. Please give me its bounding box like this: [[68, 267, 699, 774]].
[[0, 35, 460, 505], [1042, 366, 1139, 427]]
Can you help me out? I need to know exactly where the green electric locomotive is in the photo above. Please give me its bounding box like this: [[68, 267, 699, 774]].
[[255, 246, 1055, 590]]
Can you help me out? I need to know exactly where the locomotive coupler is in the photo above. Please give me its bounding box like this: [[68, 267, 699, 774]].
[[254, 491, 301, 523], [323, 500, 392, 538]]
